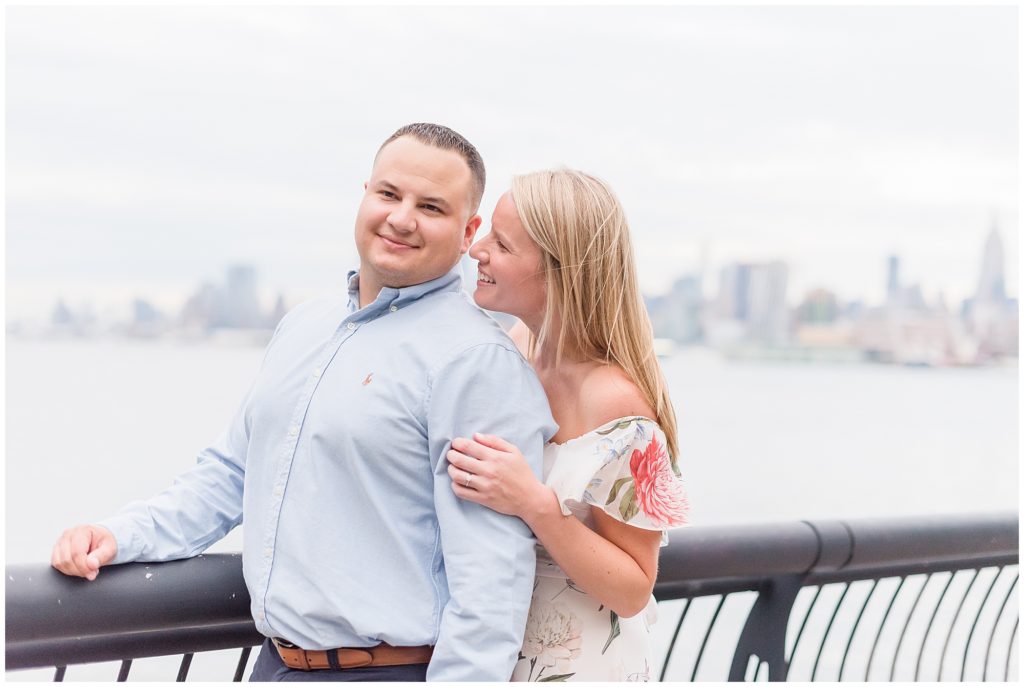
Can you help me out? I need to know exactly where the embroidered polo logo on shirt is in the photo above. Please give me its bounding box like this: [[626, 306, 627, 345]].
[[362, 373, 374, 386]]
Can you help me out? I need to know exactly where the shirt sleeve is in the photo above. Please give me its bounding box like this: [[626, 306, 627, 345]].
[[424, 342, 557, 681], [97, 307, 298, 564]]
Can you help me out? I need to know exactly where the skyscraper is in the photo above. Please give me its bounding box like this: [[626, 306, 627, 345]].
[[887, 255, 900, 303], [224, 264, 262, 328], [976, 219, 1006, 304], [716, 261, 789, 344]]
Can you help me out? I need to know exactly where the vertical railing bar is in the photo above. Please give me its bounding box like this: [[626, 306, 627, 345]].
[[937, 567, 981, 680], [914, 570, 957, 681], [116, 659, 133, 682], [838, 579, 880, 681], [53, 666, 66, 682], [233, 646, 253, 682], [811, 582, 851, 681], [865, 576, 907, 681], [658, 598, 692, 681], [690, 594, 728, 682], [959, 566, 1005, 681], [1004, 617, 1019, 682], [983, 574, 1018, 682], [788, 584, 824, 668], [888, 573, 932, 681], [176, 653, 194, 682]]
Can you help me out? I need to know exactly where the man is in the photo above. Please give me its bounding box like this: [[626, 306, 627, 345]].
[[51, 123, 557, 681]]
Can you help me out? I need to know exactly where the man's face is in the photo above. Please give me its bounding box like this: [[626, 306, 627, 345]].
[[355, 136, 481, 298]]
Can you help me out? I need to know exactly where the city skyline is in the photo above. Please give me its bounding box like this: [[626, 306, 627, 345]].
[[6, 6, 1017, 321], [16, 221, 1016, 362], [10, 227, 1014, 328]]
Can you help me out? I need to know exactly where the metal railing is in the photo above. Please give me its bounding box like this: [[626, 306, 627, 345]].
[[6, 512, 1018, 681]]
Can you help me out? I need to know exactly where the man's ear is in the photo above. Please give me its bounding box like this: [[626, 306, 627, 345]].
[[461, 214, 483, 254]]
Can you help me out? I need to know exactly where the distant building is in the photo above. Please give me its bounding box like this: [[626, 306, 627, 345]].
[[711, 261, 789, 345], [797, 288, 839, 324], [47, 299, 92, 337], [180, 282, 220, 332], [886, 255, 900, 303], [965, 220, 1017, 358], [268, 293, 289, 330], [645, 274, 704, 343], [125, 298, 168, 338], [883, 254, 927, 312], [51, 299, 75, 327], [179, 264, 280, 333], [976, 219, 1007, 305], [223, 264, 263, 329]]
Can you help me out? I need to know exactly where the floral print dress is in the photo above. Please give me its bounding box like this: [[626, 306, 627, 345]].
[[511, 417, 689, 682]]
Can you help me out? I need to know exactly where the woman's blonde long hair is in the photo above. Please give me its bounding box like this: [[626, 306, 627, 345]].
[[511, 168, 679, 461]]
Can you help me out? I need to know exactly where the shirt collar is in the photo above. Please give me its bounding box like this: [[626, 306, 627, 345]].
[[346, 263, 465, 315]]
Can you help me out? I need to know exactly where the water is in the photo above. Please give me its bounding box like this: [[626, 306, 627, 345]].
[[5, 339, 1018, 680]]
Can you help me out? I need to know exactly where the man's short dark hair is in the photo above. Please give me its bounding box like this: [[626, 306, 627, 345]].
[[378, 123, 486, 214]]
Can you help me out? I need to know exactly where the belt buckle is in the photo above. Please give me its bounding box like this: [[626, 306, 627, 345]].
[[272, 637, 314, 671]]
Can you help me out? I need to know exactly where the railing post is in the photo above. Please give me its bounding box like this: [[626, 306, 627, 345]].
[[728, 574, 802, 681]]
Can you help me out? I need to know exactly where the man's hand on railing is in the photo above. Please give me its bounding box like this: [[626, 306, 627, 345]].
[[51, 525, 118, 581]]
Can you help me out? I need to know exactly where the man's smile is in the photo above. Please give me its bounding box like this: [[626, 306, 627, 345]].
[[379, 234, 419, 250]]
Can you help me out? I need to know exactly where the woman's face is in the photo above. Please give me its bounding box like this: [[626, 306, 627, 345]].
[[469, 191, 547, 323]]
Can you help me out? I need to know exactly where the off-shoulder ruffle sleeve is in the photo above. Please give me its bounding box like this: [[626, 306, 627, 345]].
[[546, 417, 689, 537]]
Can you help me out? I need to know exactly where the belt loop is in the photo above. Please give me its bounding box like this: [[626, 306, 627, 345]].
[[326, 649, 343, 671]]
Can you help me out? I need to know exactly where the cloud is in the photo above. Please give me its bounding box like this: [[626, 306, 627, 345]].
[[6, 5, 1017, 313]]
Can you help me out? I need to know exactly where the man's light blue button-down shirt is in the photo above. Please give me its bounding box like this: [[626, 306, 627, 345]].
[[99, 265, 558, 680]]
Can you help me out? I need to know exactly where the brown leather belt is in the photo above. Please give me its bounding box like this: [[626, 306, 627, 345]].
[[272, 637, 433, 671]]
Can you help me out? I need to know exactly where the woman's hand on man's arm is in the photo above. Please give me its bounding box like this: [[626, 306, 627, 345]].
[[447, 433, 558, 520]]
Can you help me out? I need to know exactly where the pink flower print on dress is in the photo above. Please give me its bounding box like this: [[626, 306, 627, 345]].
[[628, 434, 689, 528]]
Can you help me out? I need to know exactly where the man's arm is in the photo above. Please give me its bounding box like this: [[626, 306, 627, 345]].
[[424, 342, 556, 681], [51, 365, 255, 578]]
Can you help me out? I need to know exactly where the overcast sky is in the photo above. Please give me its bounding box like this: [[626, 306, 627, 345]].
[[6, 5, 1018, 319]]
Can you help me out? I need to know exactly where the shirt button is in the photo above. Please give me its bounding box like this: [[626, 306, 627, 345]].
[[347, 322, 356, 330], [273, 486, 283, 496], [259, 612, 265, 620], [264, 548, 272, 557], [288, 426, 298, 436], [312, 367, 321, 378], [390, 305, 398, 312]]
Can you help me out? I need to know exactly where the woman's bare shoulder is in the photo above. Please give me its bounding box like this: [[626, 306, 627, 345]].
[[507, 319, 531, 357], [577, 364, 656, 427]]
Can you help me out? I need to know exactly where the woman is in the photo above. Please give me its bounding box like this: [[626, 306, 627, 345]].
[[445, 169, 689, 681]]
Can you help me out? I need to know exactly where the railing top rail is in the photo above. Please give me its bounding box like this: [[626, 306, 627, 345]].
[[6, 511, 1018, 672], [6, 553, 252, 643], [658, 511, 1018, 584]]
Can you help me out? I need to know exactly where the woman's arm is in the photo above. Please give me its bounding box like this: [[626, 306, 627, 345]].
[[447, 433, 661, 618]]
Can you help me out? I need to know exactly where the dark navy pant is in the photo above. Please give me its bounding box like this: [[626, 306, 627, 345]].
[[249, 639, 428, 682]]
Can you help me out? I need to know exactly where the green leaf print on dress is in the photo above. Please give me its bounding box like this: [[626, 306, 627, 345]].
[[604, 476, 634, 505], [601, 610, 621, 655], [596, 418, 637, 436], [618, 483, 639, 522]]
